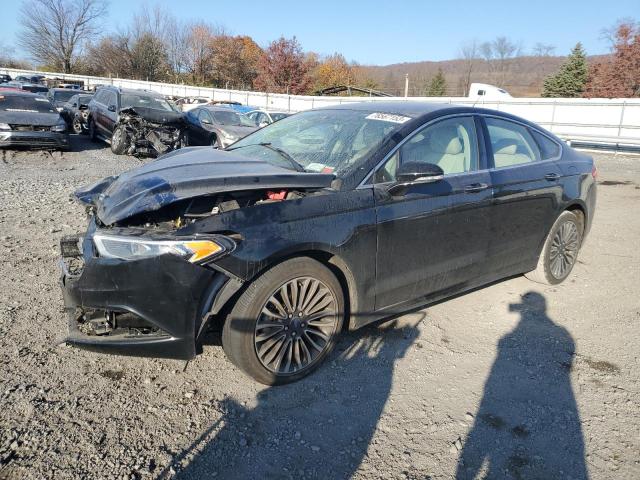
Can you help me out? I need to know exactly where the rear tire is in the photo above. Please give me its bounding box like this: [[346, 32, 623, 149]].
[[211, 135, 219, 149], [525, 210, 583, 285], [110, 126, 128, 155], [222, 257, 344, 385]]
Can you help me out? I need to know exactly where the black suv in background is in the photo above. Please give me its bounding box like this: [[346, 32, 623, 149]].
[[87, 86, 185, 156]]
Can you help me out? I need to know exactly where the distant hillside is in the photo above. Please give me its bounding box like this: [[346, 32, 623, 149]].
[[356, 55, 608, 97]]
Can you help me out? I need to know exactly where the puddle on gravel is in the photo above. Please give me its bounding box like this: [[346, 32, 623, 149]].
[[100, 370, 125, 381], [583, 357, 620, 374], [598, 180, 633, 186]]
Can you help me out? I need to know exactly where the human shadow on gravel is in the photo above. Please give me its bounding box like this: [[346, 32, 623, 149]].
[[456, 292, 587, 480], [160, 314, 423, 480]]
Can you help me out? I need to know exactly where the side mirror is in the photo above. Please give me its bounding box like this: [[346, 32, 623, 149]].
[[107, 105, 116, 112], [259, 121, 269, 128], [389, 162, 444, 195], [201, 118, 212, 125]]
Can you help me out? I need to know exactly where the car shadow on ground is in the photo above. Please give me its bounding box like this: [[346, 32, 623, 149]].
[[157, 314, 424, 479], [456, 291, 587, 480]]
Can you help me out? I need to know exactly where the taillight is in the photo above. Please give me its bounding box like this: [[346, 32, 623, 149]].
[[591, 165, 598, 180]]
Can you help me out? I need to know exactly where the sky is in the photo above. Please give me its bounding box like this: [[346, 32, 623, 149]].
[[1, 0, 638, 65]]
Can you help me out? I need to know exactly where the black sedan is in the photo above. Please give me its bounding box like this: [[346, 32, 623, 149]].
[[59, 102, 596, 384], [0, 91, 70, 149], [184, 105, 258, 148]]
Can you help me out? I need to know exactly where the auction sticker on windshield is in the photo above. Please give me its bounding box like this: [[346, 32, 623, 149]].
[[366, 112, 411, 124]]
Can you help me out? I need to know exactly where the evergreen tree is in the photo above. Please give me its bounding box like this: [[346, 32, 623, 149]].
[[426, 69, 447, 96], [542, 43, 588, 97]]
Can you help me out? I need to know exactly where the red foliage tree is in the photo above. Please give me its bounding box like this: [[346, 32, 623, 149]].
[[585, 22, 640, 98], [254, 36, 312, 94]]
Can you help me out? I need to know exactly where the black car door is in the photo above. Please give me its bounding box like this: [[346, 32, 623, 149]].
[[103, 90, 118, 138], [482, 115, 563, 273], [372, 115, 493, 310]]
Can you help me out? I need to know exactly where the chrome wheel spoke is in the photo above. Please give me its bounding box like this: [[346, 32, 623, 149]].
[[255, 276, 338, 375], [549, 221, 579, 279]]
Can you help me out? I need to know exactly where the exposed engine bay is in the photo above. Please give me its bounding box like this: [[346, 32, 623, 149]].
[[111, 188, 311, 229], [118, 107, 185, 157]]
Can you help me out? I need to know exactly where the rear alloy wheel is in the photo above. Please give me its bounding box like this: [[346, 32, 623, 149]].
[[110, 126, 128, 155], [222, 257, 344, 385], [526, 210, 583, 285], [72, 117, 83, 134]]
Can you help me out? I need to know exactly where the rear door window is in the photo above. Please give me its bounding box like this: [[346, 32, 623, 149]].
[[485, 117, 541, 168]]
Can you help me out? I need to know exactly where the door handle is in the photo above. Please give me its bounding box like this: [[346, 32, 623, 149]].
[[464, 182, 489, 193], [545, 173, 561, 181]]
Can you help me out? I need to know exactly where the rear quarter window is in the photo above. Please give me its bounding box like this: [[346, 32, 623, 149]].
[[531, 130, 561, 160]]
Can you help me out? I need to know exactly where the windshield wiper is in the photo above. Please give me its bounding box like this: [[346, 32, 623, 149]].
[[228, 142, 305, 172]]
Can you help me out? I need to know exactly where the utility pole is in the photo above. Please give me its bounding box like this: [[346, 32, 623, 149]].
[[404, 74, 409, 98]]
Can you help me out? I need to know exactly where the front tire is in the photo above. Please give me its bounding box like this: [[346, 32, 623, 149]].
[[72, 116, 83, 135], [110, 126, 128, 155], [525, 210, 583, 285], [222, 257, 344, 385]]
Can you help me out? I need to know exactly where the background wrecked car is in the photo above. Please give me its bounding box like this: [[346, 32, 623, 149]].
[[88, 86, 186, 157]]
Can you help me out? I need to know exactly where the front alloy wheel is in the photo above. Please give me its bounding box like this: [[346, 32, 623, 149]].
[[222, 257, 344, 385], [255, 277, 339, 375]]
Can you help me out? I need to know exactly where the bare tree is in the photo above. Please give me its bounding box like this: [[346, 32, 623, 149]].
[[532, 43, 556, 57], [492, 36, 518, 86], [459, 40, 480, 95], [18, 0, 107, 73], [600, 17, 640, 49]]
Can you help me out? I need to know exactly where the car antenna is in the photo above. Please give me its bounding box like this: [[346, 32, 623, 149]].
[[182, 360, 190, 372]]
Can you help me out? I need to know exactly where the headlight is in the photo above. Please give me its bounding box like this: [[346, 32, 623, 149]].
[[93, 233, 230, 263], [0, 123, 10, 131], [56, 107, 63, 112], [51, 121, 67, 132]]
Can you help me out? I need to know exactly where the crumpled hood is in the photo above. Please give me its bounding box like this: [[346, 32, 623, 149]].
[[74, 147, 334, 225], [0, 110, 61, 126], [120, 107, 185, 126]]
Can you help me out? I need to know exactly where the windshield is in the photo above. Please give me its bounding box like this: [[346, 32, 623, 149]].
[[77, 95, 92, 105], [211, 110, 255, 126], [53, 90, 77, 102], [229, 109, 406, 175], [121, 94, 175, 112], [0, 94, 55, 113]]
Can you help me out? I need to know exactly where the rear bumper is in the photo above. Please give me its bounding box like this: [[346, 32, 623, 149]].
[[60, 226, 229, 360], [0, 130, 70, 149]]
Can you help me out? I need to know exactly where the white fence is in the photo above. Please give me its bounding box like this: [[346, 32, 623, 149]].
[[3, 66, 640, 147]]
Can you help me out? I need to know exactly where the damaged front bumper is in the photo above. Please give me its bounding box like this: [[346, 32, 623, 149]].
[[59, 222, 237, 360]]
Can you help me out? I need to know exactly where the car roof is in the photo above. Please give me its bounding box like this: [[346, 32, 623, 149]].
[[99, 86, 165, 97], [200, 105, 243, 112]]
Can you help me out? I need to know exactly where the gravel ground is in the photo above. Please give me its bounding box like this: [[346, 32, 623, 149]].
[[0, 138, 639, 480]]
